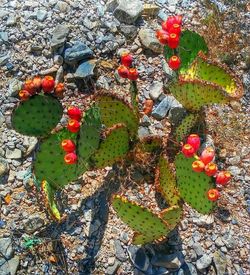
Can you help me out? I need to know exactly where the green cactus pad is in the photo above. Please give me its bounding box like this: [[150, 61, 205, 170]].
[[34, 129, 87, 189], [164, 30, 208, 72], [77, 106, 101, 169], [41, 180, 61, 221], [91, 124, 129, 168], [168, 79, 228, 112], [112, 195, 170, 245], [155, 156, 180, 206], [175, 153, 215, 214], [95, 92, 139, 138], [138, 136, 162, 153], [174, 113, 200, 142], [160, 205, 182, 228], [130, 81, 139, 109], [181, 53, 243, 99], [12, 94, 63, 137]]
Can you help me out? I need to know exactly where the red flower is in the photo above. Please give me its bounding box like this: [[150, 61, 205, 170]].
[[32, 76, 42, 91], [67, 119, 80, 133], [187, 134, 200, 152], [168, 23, 181, 35], [155, 29, 168, 39], [216, 171, 231, 186], [23, 79, 36, 95], [192, 160, 205, 172], [128, 68, 139, 81], [42, 76, 55, 93], [182, 144, 195, 158], [19, 90, 30, 101], [168, 56, 181, 70], [165, 15, 183, 30], [61, 139, 76, 153], [67, 106, 81, 121], [207, 189, 220, 201], [117, 65, 129, 78], [121, 53, 133, 67], [168, 33, 180, 49], [64, 152, 77, 164], [200, 147, 215, 165], [204, 162, 218, 176]]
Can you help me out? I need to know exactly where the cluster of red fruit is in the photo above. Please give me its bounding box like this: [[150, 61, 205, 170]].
[[117, 52, 139, 80], [182, 134, 232, 202], [155, 15, 182, 70], [18, 76, 65, 101], [61, 106, 82, 165]]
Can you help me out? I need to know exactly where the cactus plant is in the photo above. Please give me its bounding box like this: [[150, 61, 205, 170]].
[[12, 94, 63, 137], [137, 136, 162, 153], [164, 30, 208, 72], [91, 123, 129, 168], [112, 195, 182, 245]]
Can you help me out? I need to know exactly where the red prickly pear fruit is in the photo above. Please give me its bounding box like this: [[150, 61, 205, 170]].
[[192, 160, 205, 172], [168, 33, 180, 49], [143, 99, 154, 115], [163, 15, 183, 32], [168, 23, 181, 35], [67, 106, 82, 121], [204, 162, 218, 176], [158, 33, 169, 45], [23, 79, 36, 95], [19, 90, 30, 101], [128, 68, 139, 81], [117, 65, 129, 78], [155, 29, 168, 39], [61, 139, 76, 153], [121, 53, 133, 67], [200, 147, 215, 165], [216, 171, 232, 186], [182, 144, 195, 158], [168, 55, 181, 70], [64, 152, 77, 164], [42, 76, 55, 93], [67, 119, 80, 133], [187, 134, 201, 152], [207, 189, 220, 201], [32, 76, 42, 91]]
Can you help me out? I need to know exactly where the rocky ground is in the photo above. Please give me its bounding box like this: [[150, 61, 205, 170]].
[[0, 0, 249, 274]]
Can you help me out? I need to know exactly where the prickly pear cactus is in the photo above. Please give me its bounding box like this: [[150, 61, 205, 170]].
[[164, 30, 208, 72], [41, 180, 61, 221], [175, 153, 215, 214], [91, 123, 129, 168], [137, 136, 162, 153], [174, 113, 200, 142], [181, 53, 243, 99], [12, 94, 63, 137], [168, 79, 228, 112], [112, 195, 182, 245], [155, 155, 180, 206], [95, 91, 139, 138]]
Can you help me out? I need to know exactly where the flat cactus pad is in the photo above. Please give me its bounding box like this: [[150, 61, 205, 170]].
[[12, 94, 63, 137], [112, 195, 170, 245], [95, 92, 139, 138], [155, 156, 180, 206], [91, 123, 129, 168], [164, 30, 208, 72], [34, 129, 87, 189], [182, 53, 243, 99], [168, 79, 228, 112], [175, 153, 215, 214], [41, 180, 61, 221], [138, 136, 162, 153], [160, 205, 182, 228], [174, 113, 200, 142], [77, 106, 101, 169]]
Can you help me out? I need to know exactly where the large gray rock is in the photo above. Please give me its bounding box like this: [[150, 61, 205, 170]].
[[138, 28, 162, 53], [114, 0, 143, 24], [119, 24, 138, 40], [8, 78, 23, 97], [151, 252, 184, 269], [196, 254, 212, 271], [0, 238, 14, 260], [149, 81, 163, 101], [24, 215, 44, 233], [152, 97, 170, 120], [127, 246, 150, 272], [74, 60, 97, 79], [64, 41, 93, 64], [213, 251, 227, 275], [51, 24, 69, 51], [5, 149, 22, 159]]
